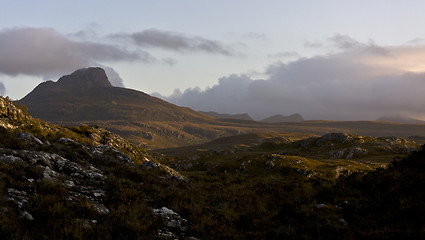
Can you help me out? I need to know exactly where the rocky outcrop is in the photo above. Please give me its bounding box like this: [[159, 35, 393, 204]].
[[0, 97, 190, 238], [153, 207, 191, 239], [296, 133, 418, 159], [317, 133, 361, 145], [0, 132, 141, 220], [0, 97, 32, 129]]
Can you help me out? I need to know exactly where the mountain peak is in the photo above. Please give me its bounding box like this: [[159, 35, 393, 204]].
[[56, 67, 112, 90]]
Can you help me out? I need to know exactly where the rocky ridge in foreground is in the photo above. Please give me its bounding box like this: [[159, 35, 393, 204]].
[[0, 97, 191, 239]]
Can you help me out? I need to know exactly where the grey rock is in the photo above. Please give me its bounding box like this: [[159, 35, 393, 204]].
[[314, 203, 328, 209], [17, 132, 43, 146], [329, 149, 345, 159], [58, 137, 79, 145], [346, 147, 368, 159], [153, 207, 188, 230], [338, 218, 348, 226], [21, 211, 34, 221], [0, 154, 24, 164], [43, 166, 59, 179], [142, 161, 159, 169], [91, 203, 109, 215], [318, 133, 355, 144]]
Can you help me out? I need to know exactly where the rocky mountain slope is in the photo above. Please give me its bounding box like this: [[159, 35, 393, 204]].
[[0, 97, 192, 239]]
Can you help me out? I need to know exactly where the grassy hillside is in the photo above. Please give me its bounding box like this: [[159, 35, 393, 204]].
[[151, 132, 422, 239]]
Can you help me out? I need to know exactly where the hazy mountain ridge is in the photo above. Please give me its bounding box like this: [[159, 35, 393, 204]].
[[199, 111, 253, 121], [18, 68, 425, 149], [261, 113, 304, 122], [377, 114, 425, 124]]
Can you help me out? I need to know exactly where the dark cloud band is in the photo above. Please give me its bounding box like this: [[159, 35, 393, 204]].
[[0, 27, 149, 78]]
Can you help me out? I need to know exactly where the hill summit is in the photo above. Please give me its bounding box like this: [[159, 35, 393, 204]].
[[19, 67, 212, 123], [56, 67, 113, 90]]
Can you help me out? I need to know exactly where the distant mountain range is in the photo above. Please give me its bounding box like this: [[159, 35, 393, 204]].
[[199, 111, 253, 121], [261, 113, 304, 123], [17, 67, 425, 149], [377, 115, 425, 124]]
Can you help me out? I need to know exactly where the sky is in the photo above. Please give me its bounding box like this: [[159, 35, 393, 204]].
[[1, 0, 425, 120]]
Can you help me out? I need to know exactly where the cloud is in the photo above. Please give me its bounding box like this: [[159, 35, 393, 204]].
[[0, 82, 5, 96], [96, 64, 125, 87], [162, 58, 178, 66], [0, 27, 151, 78], [113, 28, 234, 56], [327, 34, 361, 50], [158, 37, 425, 121], [304, 40, 323, 48], [244, 32, 267, 40], [268, 51, 300, 59]]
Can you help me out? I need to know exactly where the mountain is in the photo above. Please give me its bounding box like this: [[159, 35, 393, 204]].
[[19, 68, 246, 148], [19, 67, 213, 123], [261, 113, 304, 123], [199, 111, 253, 120], [377, 114, 425, 124], [18, 68, 425, 149]]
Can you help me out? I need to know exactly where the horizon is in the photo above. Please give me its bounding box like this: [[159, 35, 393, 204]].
[[2, 1, 425, 121]]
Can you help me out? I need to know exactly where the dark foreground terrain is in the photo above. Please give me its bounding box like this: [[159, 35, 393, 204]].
[[1, 96, 425, 239]]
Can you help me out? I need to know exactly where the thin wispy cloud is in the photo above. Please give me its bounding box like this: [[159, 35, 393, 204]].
[[327, 34, 362, 50], [112, 28, 235, 56]]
